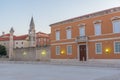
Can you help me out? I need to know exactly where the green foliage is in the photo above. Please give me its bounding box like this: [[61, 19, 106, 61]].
[[0, 45, 7, 56]]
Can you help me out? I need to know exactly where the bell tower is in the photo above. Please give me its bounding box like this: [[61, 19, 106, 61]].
[[29, 17, 36, 47]]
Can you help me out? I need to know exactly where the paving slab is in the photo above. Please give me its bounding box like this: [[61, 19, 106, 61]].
[[0, 63, 120, 80]]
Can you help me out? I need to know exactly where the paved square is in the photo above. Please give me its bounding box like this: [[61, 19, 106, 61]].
[[0, 63, 120, 80]]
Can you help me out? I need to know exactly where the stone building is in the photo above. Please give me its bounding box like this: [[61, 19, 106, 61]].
[[0, 17, 50, 61]]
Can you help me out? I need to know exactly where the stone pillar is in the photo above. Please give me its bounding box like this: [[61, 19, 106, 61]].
[[9, 27, 14, 60]]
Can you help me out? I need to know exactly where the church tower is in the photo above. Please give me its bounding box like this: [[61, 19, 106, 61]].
[[29, 17, 36, 47]]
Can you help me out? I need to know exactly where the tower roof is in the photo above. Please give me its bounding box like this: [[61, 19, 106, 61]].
[[30, 16, 35, 28], [10, 27, 14, 33]]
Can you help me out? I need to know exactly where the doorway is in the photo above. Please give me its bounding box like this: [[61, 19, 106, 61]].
[[79, 45, 87, 61]]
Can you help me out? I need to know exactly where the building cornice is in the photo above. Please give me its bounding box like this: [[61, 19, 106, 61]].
[[50, 7, 120, 27]]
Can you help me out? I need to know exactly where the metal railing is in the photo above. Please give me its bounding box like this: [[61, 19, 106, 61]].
[[76, 36, 88, 42]]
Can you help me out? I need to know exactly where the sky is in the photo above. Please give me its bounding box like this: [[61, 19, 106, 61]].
[[0, 0, 120, 35]]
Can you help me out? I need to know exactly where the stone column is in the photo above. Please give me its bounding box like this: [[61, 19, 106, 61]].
[[9, 27, 14, 60]]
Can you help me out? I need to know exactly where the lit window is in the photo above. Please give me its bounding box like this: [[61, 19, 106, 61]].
[[56, 46, 60, 55], [112, 20, 120, 33], [79, 27, 85, 36], [67, 45, 72, 55], [94, 23, 101, 35], [66, 29, 71, 39], [114, 42, 120, 53], [95, 43, 102, 54], [56, 31, 60, 40]]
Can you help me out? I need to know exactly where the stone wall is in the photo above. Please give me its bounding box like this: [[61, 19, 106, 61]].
[[36, 47, 51, 61], [13, 46, 50, 61]]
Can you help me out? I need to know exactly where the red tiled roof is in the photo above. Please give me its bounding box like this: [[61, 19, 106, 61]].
[[0, 37, 9, 41], [14, 34, 28, 40], [36, 32, 50, 38], [0, 33, 10, 38], [0, 32, 50, 41], [0, 34, 28, 41], [0, 33, 11, 41], [3, 33, 10, 37]]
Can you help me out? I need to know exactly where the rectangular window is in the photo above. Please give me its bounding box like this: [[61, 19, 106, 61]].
[[44, 38, 46, 42], [114, 42, 120, 53], [67, 45, 72, 55], [94, 23, 101, 35], [4, 43, 6, 45], [40, 38, 43, 41], [16, 42, 18, 44], [56, 31, 60, 40], [56, 46, 60, 55], [113, 20, 120, 33], [79, 27, 85, 36], [39, 38, 40, 42], [21, 42, 23, 44], [66, 29, 71, 39], [95, 43, 102, 54]]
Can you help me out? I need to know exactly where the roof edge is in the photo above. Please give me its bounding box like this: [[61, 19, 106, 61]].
[[50, 6, 120, 27]]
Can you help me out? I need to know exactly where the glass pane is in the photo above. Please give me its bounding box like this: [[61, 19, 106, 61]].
[[56, 31, 60, 40], [67, 46, 72, 55], [79, 27, 85, 36], [113, 21, 120, 33], [66, 29, 71, 39], [96, 43, 102, 54], [115, 42, 120, 53], [95, 24, 101, 35]]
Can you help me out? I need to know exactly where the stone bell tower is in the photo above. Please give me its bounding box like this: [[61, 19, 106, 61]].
[[9, 27, 14, 60], [28, 17, 36, 47]]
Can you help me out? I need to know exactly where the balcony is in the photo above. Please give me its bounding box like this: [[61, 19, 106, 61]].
[[76, 36, 88, 42]]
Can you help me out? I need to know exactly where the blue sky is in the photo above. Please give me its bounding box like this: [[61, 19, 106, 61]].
[[0, 0, 120, 35]]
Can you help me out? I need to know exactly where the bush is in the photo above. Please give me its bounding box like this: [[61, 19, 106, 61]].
[[0, 45, 7, 56]]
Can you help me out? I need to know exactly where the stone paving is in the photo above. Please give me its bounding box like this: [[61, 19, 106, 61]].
[[0, 63, 119, 80], [0, 59, 120, 68], [0, 60, 120, 80]]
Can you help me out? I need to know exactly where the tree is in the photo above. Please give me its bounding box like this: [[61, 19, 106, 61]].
[[0, 45, 7, 56]]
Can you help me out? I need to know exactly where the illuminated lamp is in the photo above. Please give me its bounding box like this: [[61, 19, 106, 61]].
[[41, 50, 46, 56], [61, 50, 65, 55], [105, 48, 110, 54], [23, 51, 27, 56]]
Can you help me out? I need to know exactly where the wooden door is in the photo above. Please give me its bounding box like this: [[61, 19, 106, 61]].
[[79, 45, 87, 61]]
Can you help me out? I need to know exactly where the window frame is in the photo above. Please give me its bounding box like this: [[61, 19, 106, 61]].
[[94, 23, 101, 36], [114, 41, 120, 54], [95, 43, 102, 54], [79, 26, 85, 36], [66, 29, 72, 39], [56, 46, 60, 55], [67, 45, 72, 55], [112, 20, 120, 33], [21, 42, 23, 44], [55, 31, 60, 41]]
